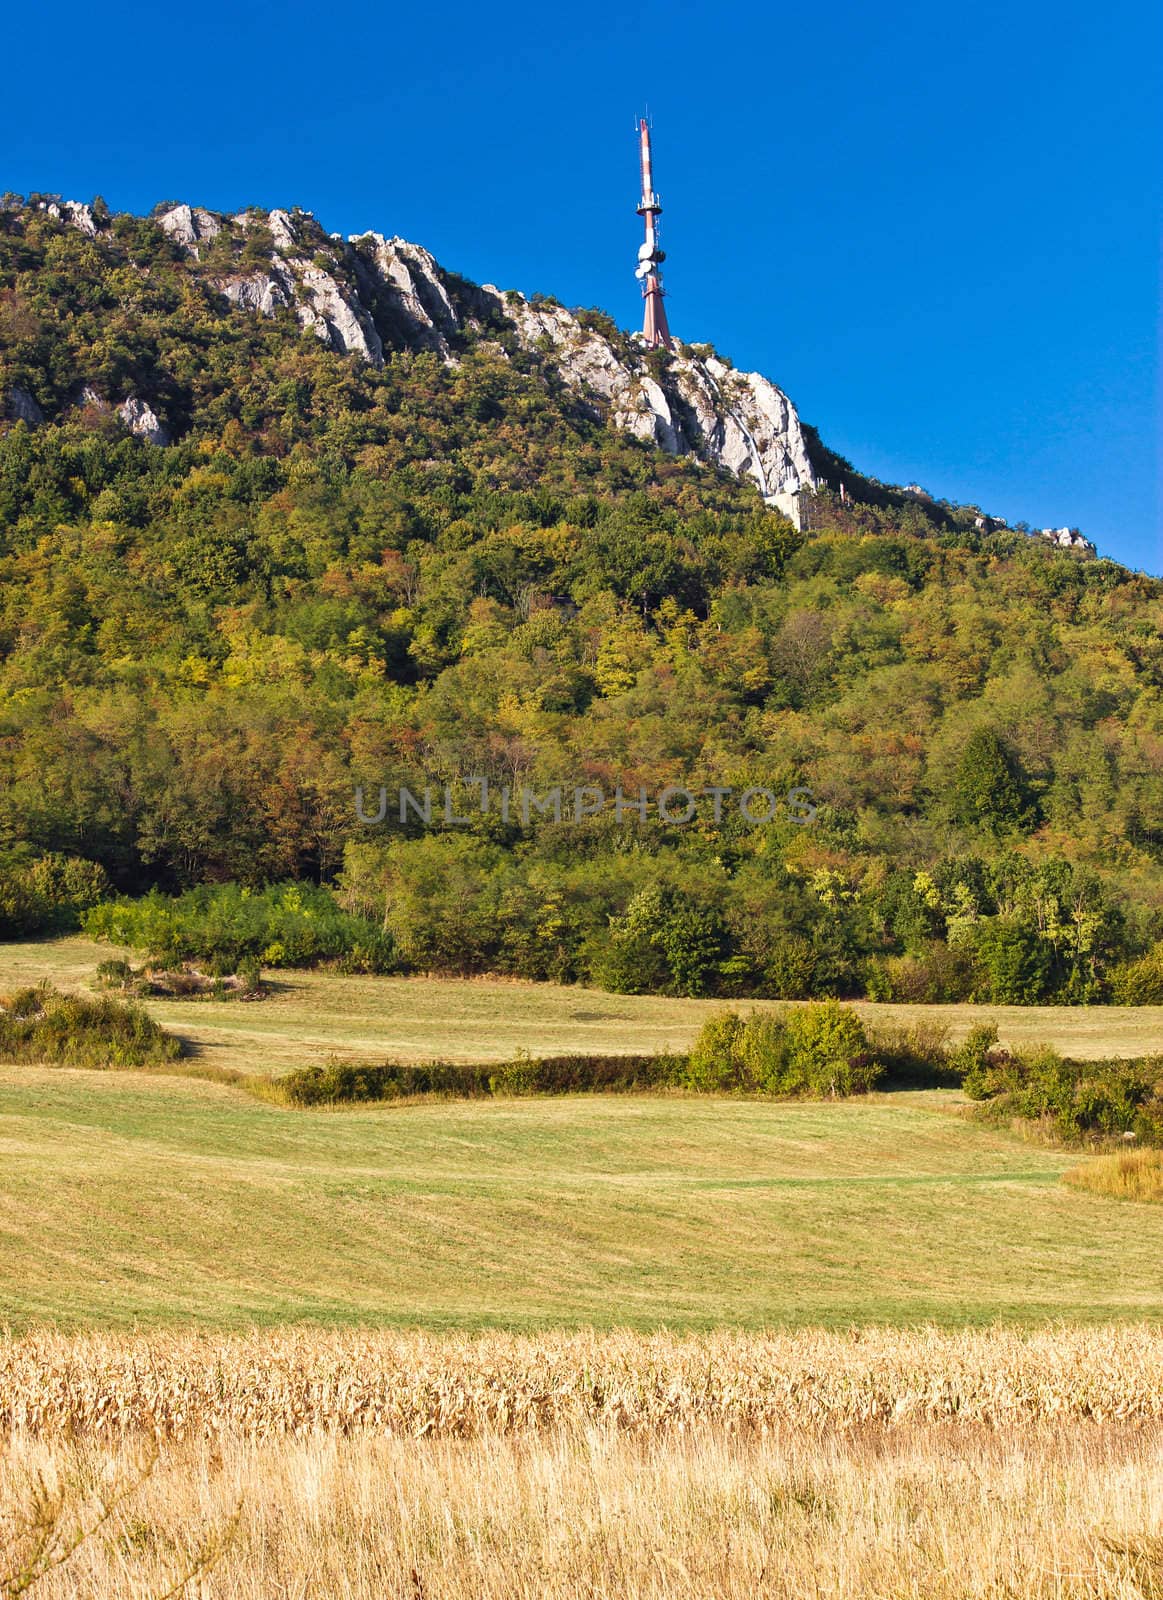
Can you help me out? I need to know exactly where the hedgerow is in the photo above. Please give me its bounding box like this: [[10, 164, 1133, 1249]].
[[268, 1053, 686, 1106], [83, 883, 394, 973], [269, 1003, 892, 1107], [961, 1023, 1163, 1144]]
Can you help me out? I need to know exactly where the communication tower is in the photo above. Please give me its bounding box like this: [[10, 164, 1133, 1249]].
[[635, 118, 672, 349]]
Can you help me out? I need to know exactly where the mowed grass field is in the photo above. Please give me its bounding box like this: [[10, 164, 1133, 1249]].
[[2, 937, 1162, 1071], [1, 1064, 1162, 1332], [1, 936, 1161, 1335]]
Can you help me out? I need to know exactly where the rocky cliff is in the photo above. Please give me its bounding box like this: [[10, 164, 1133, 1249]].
[[6, 198, 1097, 554], [149, 203, 815, 519]]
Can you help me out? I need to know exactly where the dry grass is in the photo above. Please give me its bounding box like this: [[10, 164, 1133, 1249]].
[[3, 938, 1162, 1071], [5, 1425, 1163, 1599], [1066, 1149, 1163, 1204], [4, 1326, 1163, 1438], [3, 1329, 1163, 1598]]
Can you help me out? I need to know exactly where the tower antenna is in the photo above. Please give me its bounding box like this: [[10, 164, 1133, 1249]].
[[635, 118, 671, 350]]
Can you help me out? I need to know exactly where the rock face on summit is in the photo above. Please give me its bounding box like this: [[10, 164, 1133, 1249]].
[[476, 288, 813, 513], [152, 204, 817, 514]]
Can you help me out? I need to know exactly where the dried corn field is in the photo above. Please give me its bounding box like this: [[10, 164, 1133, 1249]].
[[4, 1328, 1163, 1597], [4, 1325, 1163, 1440]]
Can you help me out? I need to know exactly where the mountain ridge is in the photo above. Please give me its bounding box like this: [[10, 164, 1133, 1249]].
[[3, 195, 1094, 554]]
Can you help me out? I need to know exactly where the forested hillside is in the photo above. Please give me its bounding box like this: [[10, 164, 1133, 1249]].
[[2, 196, 1161, 1004]]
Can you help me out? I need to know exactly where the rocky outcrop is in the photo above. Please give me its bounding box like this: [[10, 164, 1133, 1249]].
[[35, 200, 98, 236], [157, 205, 220, 255], [1040, 526, 1095, 554], [117, 397, 170, 447], [217, 209, 383, 363], [350, 234, 457, 355], [295, 260, 383, 363], [69, 386, 170, 445], [147, 202, 816, 506], [217, 269, 291, 316], [6, 387, 44, 426]]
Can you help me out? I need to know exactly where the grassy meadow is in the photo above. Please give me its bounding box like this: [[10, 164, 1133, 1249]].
[[2, 937, 1162, 1073], [1, 1063, 1162, 1332], [0, 935, 1161, 1333]]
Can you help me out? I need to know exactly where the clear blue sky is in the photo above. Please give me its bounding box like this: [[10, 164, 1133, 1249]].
[[7, 0, 1161, 572]]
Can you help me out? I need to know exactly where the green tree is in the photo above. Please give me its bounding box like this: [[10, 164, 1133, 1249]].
[[951, 729, 1037, 835]]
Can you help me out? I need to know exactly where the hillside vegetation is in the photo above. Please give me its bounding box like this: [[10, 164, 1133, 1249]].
[[1, 198, 1162, 1005]]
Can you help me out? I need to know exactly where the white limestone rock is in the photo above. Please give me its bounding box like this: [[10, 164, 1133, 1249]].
[[117, 397, 170, 446], [266, 208, 300, 254], [349, 233, 457, 354], [157, 204, 221, 255], [1040, 526, 1095, 553], [218, 269, 292, 316], [294, 262, 384, 364], [62, 201, 98, 236], [198, 208, 383, 363], [707, 362, 816, 497], [33, 198, 100, 236]]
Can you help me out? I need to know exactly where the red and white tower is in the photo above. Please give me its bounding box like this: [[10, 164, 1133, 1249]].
[[635, 118, 671, 349]]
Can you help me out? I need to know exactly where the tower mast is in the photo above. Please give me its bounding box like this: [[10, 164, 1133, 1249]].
[[635, 118, 671, 349]]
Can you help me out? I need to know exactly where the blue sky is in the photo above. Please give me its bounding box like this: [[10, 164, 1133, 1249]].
[[7, 0, 1160, 572]]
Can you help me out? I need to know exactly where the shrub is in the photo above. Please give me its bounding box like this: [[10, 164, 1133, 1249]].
[[1109, 947, 1163, 1005], [24, 854, 110, 918], [685, 1012, 747, 1091], [964, 1038, 1163, 1145], [685, 1003, 885, 1097], [955, 1024, 1005, 1099], [0, 985, 182, 1069]]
